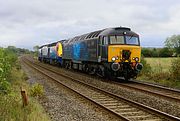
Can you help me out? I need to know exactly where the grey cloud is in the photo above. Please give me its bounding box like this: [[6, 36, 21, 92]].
[[0, 0, 180, 49]]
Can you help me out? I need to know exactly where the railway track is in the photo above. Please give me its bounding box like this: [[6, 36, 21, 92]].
[[30, 56, 180, 104], [115, 80, 180, 103], [22, 57, 180, 121]]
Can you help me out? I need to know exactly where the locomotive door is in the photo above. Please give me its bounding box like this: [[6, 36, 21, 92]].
[[99, 36, 108, 61]]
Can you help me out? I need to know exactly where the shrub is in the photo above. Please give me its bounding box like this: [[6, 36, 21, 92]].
[[0, 80, 11, 94], [30, 83, 44, 98], [146, 61, 171, 81], [0, 48, 14, 94], [140, 56, 152, 76], [141, 48, 152, 57], [170, 57, 180, 80]]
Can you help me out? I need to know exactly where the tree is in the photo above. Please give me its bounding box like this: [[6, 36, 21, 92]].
[[33, 45, 39, 52], [151, 48, 159, 57], [141, 48, 160, 57], [159, 47, 173, 57], [33, 45, 39, 57], [165, 35, 180, 56], [141, 48, 152, 57], [7, 46, 17, 53]]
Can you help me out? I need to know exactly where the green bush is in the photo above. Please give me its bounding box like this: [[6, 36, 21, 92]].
[[0, 80, 11, 94], [0, 47, 50, 121], [140, 56, 152, 76], [0, 48, 18, 94], [30, 83, 44, 98], [170, 58, 180, 80]]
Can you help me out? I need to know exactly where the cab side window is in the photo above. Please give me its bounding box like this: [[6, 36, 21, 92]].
[[100, 36, 109, 45], [102, 36, 108, 45], [100, 36, 103, 45]]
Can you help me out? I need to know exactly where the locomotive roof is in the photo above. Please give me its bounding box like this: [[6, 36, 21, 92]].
[[39, 44, 47, 49], [39, 27, 139, 47], [99, 27, 138, 36], [39, 39, 66, 49], [58, 39, 66, 43], [39, 42, 57, 49], [65, 27, 138, 44], [48, 42, 57, 47]]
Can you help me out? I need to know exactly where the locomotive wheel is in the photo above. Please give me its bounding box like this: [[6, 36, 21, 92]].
[[89, 67, 96, 75], [50, 59, 53, 65], [97, 66, 105, 77], [65, 63, 70, 69], [82, 64, 86, 72], [85, 65, 89, 73]]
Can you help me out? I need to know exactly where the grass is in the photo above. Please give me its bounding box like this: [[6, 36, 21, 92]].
[[0, 66, 50, 121], [138, 57, 180, 89], [144, 57, 175, 72]]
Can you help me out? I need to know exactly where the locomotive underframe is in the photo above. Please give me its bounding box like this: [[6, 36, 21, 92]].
[[62, 59, 139, 80]]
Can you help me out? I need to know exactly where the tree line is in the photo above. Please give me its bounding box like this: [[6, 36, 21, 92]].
[[142, 47, 173, 57], [5, 46, 32, 56], [142, 34, 180, 57]]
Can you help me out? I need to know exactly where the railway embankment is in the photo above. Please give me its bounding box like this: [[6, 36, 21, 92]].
[[0, 49, 50, 121]]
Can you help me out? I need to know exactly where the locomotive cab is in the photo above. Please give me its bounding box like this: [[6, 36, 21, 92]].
[[98, 27, 143, 80]]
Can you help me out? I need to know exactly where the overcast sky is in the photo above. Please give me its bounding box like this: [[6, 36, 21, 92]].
[[0, 0, 180, 49]]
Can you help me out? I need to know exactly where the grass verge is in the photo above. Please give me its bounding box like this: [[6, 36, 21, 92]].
[[138, 57, 180, 89], [0, 65, 50, 121]]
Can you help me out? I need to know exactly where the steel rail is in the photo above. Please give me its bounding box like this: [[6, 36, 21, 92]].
[[22, 58, 130, 121], [111, 80, 180, 103], [29, 57, 180, 103], [131, 80, 180, 93], [23, 57, 180, 121]]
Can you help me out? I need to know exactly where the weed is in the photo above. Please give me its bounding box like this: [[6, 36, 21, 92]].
[[30, 83, 44, 98], [0, 92, 49, 121], [0, 67, 49, 121], [0, 47, 49, 121], [0, 80, 11, 94], [170, 57, 180, 80], [138, 57, 180, 89], [139, 56, 152, 76]]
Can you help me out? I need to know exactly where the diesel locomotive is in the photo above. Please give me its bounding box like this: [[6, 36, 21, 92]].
[[38, 27, 143, 80]]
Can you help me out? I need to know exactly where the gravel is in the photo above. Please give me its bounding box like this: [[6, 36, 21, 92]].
[[21, 61, 122, 121], [37, 61, 180, 118]]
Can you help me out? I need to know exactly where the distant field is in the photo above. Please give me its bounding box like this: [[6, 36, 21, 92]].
[[144, 57, 176, 72]]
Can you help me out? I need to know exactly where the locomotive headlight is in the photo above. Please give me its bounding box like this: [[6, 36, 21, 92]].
[[135, 57, 139, 62], [112, 57, 116, 61]]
